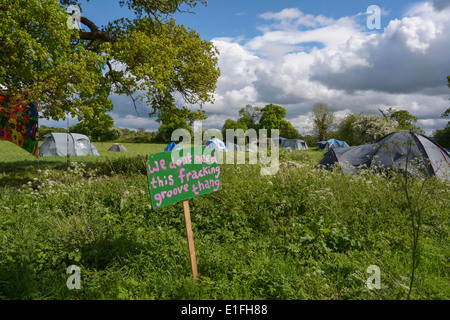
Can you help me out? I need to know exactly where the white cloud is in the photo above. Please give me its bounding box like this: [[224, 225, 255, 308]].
[[193, 1, 449, 136], [110, 113, 159, 131], [93, 1, 449, 137], [212, 38, 259, 93], [259, 8, 336, 30], [247, 18, 358, 55], [311, 4, 450, 92]]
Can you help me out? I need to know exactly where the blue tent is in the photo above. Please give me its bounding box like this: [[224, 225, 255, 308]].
[[206, 138, 227, 152], [316, 139, 349, 150], [328, 139, 349, 148], [164, 142, 183, 152], [315, 141, 327, 149]]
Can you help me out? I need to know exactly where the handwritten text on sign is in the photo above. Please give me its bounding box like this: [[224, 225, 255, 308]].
[[147, 147, 221, 208]]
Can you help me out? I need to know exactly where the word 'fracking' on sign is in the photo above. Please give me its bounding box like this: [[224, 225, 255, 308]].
[[146, 146, 221, 208]]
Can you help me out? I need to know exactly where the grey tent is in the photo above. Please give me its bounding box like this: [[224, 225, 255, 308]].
[[317, 131, 450, 181], [39, 132, 100, 157], [281, 139, 308, 150], [108, 144, 128, 152]]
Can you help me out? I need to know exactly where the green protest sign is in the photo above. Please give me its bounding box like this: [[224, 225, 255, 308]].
[[146, 146, 221, 209]]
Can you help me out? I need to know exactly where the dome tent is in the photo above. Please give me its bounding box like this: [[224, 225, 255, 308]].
[[281, 139, 308, 150], [164, 142, 183, 152], [317, 131, 450, 181], [206, 138, 227, 152], [39, 133, 100, 157], [316, 139, 349, 150], [107, 144, 128, 152]]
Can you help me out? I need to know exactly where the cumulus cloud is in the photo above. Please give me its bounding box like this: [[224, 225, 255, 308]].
[[58, 0, 448, 136], [311, 2, 450, 95], [110, 113, 159, 131], [431, 0, 450, 11], [258, 8, 336, 30], [194, 0, 449, 136]]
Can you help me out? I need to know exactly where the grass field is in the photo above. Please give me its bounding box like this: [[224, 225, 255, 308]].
[[0, 140, 448, 300], [0, 141, 167, 187]]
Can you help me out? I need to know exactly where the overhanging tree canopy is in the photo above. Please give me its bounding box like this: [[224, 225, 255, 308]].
[[0, 0, 220, 124]]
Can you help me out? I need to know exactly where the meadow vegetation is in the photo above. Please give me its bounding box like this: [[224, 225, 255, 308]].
[[0, 141, 448, 300]]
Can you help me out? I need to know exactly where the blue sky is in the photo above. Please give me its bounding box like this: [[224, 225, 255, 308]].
[[79, 0, 408, 41], [44, 0, 450, 135], [173, 0, 404, 39]]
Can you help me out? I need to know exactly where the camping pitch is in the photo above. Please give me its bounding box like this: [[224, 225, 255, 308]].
[[317, 131, 450, 181], [39, 133, 100, 157]]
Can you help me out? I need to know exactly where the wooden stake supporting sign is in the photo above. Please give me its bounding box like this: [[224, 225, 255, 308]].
[[146, 146, 221, 281], [182, 200, 198, 281]]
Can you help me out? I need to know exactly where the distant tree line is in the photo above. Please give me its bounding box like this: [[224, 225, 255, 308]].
[[38, 76, 450, 148], [221, 104, 304, 142], [39, 124, 155, 143]]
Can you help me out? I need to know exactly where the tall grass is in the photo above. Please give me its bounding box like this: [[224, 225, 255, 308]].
[[0, 142, 448, 299]]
